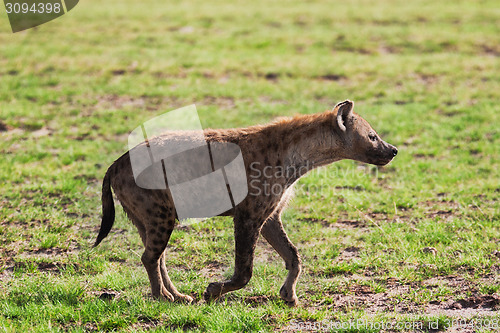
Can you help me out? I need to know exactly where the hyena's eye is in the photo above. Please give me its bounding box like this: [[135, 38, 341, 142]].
[[368, 133, 378, 142]]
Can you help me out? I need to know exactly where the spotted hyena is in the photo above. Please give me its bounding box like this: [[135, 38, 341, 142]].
[[93, 100, 397, 306]]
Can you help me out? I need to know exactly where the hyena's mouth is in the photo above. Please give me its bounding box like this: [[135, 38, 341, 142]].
[[367, 145, 398, 166], [372, 158, 394, 166]]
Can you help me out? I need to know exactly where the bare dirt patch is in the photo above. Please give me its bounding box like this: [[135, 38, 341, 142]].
[[3, 261, 70, 274], [315, 74, 346, 81], [255, 237, 282, 264], [132, 316, 161, 330], [0, 120, 10, 132], [94, 95, 147, 111], [1, 244, 81, 279], [436, 108, 462, 117], [426, 295, 500, 318], [72, 94, 178, 117], [338, 246, 361, 260], [335, 185, 366, 192], [199, 260, 227, 279], [257, 72, 286, 81], [308, 274, 500, 319], [200, 96, 238, 109], [332, 219, 369, 230], [245, 295, 271, 306], [479, 44, 500, 57], [31, 127, 53, 138], [449, 295, 500, 310], [297, 217, 329, 227], [413, 152, 435, 159]]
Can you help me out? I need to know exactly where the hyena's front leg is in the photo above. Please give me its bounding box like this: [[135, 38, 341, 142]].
[[204, 213, 260, 301], [261, 211, 301, 307]]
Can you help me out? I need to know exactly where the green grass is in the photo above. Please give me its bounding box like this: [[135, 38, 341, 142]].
[[1, 0, 499, 331]]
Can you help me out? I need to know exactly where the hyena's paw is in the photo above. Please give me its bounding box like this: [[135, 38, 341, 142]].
[[173, 293, 194, 304], [279, 286, 299, 307], [203, 282, 224, 302], [152, 287, 175, 302]]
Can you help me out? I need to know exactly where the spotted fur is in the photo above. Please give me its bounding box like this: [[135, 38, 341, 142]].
[[94, 100, 397, 305]]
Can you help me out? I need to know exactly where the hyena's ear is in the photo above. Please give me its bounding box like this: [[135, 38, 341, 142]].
[[333, 100, 354, 132]]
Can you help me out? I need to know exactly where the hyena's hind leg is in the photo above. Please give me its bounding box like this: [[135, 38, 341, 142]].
[[121, 206, 175, 301], [126, 207, 191, 302], [159, 254, 193, 303], [140, 217, 176, 302], [260, 209, 301, 307]]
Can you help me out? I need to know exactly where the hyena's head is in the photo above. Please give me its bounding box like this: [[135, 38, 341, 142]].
[[333, 100, 398, 166]]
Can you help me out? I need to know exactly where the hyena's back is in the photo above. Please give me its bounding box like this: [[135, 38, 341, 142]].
[[94, 130, 242, 247]]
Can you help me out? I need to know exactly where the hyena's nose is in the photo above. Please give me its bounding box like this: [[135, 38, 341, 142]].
[[392, 147, 398, 157]]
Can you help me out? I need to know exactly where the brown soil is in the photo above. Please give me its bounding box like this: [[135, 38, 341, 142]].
[[0, 120, 9, 132], [313, 277, 499, 317]]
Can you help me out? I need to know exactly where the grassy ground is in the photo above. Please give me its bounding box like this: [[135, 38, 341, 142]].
[[1, 0, 499, 331]]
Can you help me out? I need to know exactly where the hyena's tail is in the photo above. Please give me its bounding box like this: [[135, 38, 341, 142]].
[[93, 168, 115, 247]]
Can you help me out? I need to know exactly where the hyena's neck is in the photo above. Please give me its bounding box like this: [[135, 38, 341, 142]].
[[259, 112, 344, 186]]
